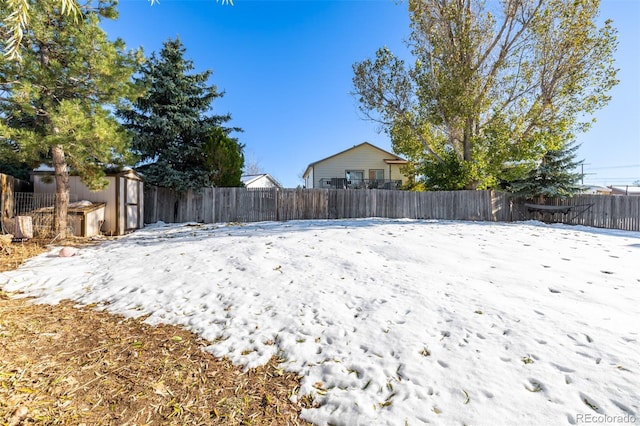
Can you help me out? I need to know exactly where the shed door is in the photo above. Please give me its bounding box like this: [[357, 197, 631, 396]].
[[125, 178, 140, 230]]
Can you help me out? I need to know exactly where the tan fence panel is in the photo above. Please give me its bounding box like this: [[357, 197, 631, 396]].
[[237, 188, 278, 222], [524, 195, 640, 231], [279, 189, 329, 221], [143, 186, 640, 232]]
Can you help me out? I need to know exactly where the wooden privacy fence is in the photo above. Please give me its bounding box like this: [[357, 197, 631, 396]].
[[512, 194, 640, 232], [144, 186, 640, 231], [1, 173, 33, 234], [144, 186, 512, 224]]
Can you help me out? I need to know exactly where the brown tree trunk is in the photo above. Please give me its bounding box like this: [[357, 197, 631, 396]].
[[463, 118, 478, 190], [52, 145, 69, 240]]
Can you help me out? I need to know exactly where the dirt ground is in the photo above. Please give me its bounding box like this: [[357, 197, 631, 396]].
[[0, 239, 313, 425]]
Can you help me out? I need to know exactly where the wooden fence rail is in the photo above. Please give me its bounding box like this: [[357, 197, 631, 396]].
[[144, 186, 640, 232], [2, 172, 637, 234], [144, 187, 511, 224]]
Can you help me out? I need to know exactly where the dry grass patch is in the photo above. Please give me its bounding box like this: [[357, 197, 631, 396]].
[[0, 238, 49, 273], [0, 239, 314, 425], [0, 234, 119, 273]]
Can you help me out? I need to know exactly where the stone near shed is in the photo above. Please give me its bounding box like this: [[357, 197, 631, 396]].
[[59, 247, 78, 257]]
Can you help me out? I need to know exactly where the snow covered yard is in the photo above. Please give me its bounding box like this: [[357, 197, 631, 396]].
[[2, 219, 639, 425]]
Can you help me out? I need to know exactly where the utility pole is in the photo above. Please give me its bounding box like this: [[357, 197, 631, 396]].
[[580, 163, 591, 185]]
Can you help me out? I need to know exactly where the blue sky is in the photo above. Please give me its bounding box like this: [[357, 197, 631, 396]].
[[103, 0, 640, 188]]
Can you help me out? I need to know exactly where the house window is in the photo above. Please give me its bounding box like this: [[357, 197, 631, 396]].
[[369, 169, 384, 181], [345, 170, 364, 188], [368, 169, 384, 189]]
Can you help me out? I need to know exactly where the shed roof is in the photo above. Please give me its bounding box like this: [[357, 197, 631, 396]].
[[610, 185, 640, 195], [32, 164, 143, 180]]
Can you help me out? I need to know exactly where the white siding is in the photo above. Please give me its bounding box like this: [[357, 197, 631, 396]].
[[34, 175, 117, 235], [33, 175, 56, 194], [126, 178, 139, 203], [305, 168, 314, 188], [31, 171, 143, 236], [84, 206, 105, 237], [387, 163, 407, 182], [245, 175, 278, 189], [126, 205, 138, 229], [118, 176, 125, 234], [122, 175, 143, 232]]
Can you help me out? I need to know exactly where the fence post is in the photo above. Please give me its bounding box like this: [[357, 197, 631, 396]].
[[0, 173, 12, 222], [153, 185, 158, 223]]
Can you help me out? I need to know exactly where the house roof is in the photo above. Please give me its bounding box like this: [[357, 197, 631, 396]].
[[303, 142, 407, 178], [580, 185, 612, 195], [610, 185, 640, 195], [241, 173, 282, 188]]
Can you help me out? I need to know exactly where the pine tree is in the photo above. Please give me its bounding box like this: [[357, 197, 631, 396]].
[[119, 38, 243, 191], [0, 159, 34, 181], [0, 0, 139, 239], [507, 142, 584, 202], [205, 128, 245, 187]]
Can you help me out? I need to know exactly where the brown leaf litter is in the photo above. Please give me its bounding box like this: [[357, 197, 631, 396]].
[[0, 238, 314, 425]]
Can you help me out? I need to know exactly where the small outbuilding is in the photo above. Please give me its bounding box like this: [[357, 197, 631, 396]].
[[31, 166, 144, 236]]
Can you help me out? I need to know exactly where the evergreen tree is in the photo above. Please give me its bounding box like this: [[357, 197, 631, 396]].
[[205, 128, 245, 187], [506, 141, 584, 202], [0, 159, 34, 181], [119, 38, 242, 191], [0, 0, 139, 239]]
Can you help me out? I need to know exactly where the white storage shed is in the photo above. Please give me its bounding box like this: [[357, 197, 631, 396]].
[[31, 167, 144, 236]]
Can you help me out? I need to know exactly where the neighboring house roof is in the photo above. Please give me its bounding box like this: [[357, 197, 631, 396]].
[[580, 185, 612, 195], [609, 185, 640, 196], [241, 173, 282, 189], [302, 142, 407, 179]]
